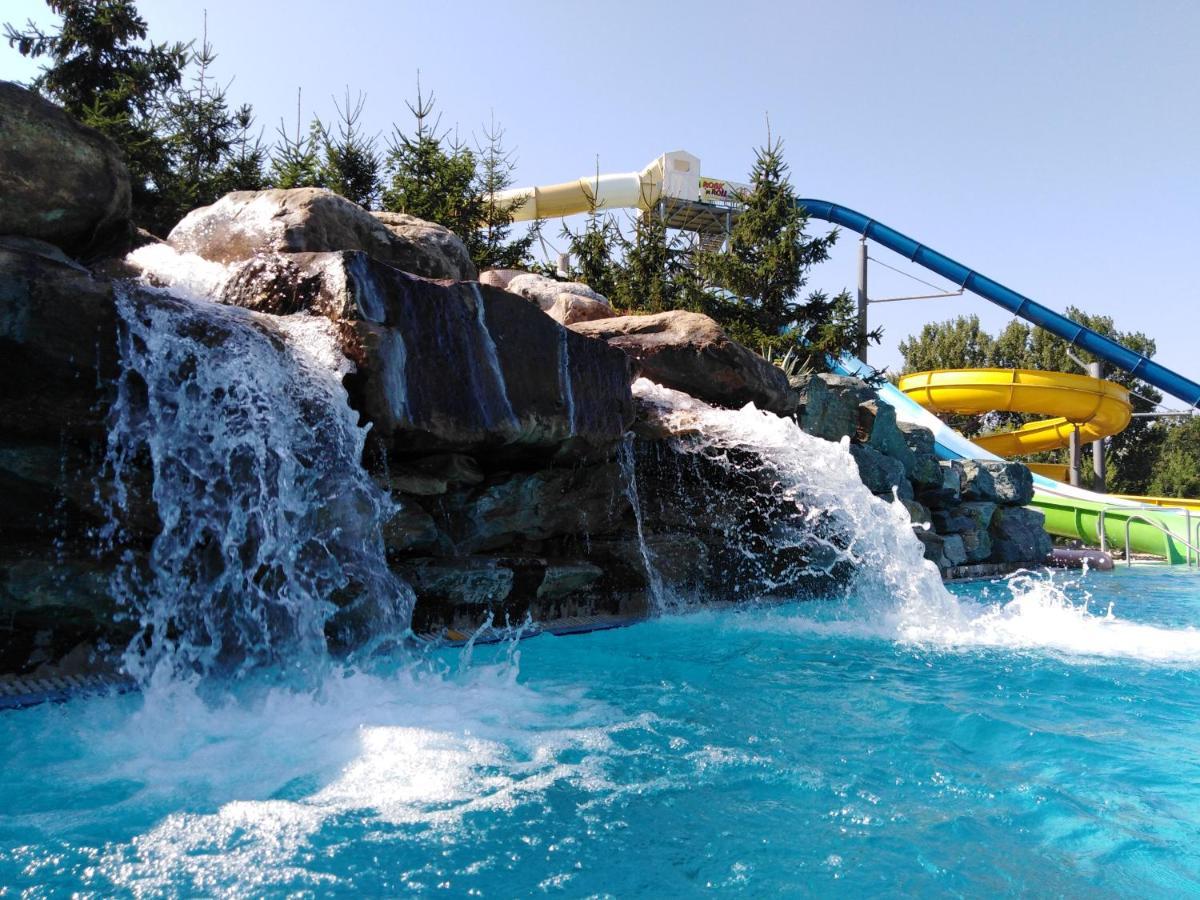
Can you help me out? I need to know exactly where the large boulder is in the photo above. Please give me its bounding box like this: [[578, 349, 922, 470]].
[[961, 459, 1035, 506], [0, 240, 119, 439], [570, 310, 796, 416], [371, 211, 476, 281], [990, 506, 1052, 563], [220, 250, 636, 454], [168, 188, 476, 280], [796, 373, 875, 442], [488, 272, 615, 326], [0, 81, 131, 256]]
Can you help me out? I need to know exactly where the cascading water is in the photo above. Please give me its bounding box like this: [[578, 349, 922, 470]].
[[102, 249, 414, 681], [632, 378, 1200, 661]]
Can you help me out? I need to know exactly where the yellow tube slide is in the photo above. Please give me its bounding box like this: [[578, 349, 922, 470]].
[[898, 368, 1132, 456]]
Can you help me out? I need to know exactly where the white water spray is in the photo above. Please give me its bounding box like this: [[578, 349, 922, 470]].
[[103, 253, 414, 680], [634, 379, 1200, 663]]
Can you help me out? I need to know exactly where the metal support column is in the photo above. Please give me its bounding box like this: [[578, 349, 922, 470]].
[[856, 237, 869, 362], [1069, 425, 1083, 487], [1087, 361, 1107, 493]]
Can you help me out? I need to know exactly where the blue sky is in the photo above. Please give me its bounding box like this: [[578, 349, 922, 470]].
[[4, 0, 1199, 384]]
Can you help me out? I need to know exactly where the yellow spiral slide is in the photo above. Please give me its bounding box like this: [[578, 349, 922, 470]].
[[897, 368, 1132, 463]]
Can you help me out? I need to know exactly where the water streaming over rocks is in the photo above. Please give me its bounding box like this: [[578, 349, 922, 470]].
[[101, 277, 414, 681]]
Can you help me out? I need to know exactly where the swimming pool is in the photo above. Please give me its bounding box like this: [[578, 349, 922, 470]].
[[3, 566, 1199, 896]]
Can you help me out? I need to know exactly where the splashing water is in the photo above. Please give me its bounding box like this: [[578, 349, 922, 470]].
[[102, 269, 413, 681], [633, 379, 1200, 663]]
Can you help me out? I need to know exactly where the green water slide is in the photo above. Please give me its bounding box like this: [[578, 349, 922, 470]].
[[1033, 492, 1200, 565]]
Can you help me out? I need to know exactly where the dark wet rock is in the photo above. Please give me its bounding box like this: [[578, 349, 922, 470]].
[[408, 453, 484, 486], [932, 501, 997, 534], [897, 422, 943, 490], [961, 527, 993, 563], [942, 533, 968, 567], [537, 562, 605, 600], [900, 498, 932, 526], [859, 399, 916, 474], [402, 558, 515, 608], [169, 188, 475, 280], [990, 506, 1053, 563], [440, 465, 626, 553], [381, 500, 441, 554], [920, 461, 963, 508], [0, 243, 119, 440], [0, 81, 131, 257], [571, 311, 796, 416], [850, 444, 913, 500], [916, 529, 948, 568], [796, 373, 874, 442], [221, 250, 636, 456], [960, 459, 1035, 506]]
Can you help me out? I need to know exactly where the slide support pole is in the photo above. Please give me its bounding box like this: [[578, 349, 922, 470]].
[[856, 237, 869, 363], [1088, 361, 1107, 492], [1069, 426, 1083, 487]]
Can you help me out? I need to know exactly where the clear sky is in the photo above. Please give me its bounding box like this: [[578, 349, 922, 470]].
[[4, 0, 1199, 384]]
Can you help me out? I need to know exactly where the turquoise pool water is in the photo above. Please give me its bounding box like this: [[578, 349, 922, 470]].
[[3, 566, 1200, 896]]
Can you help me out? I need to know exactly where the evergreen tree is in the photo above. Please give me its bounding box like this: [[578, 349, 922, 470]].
[[381, 79, 478, 237], [270, 90, 323, 189], [316, 88, 380, 209], [693, 134, 858, 358], [157, 20, 241, 227], [5, 0, 187, 226], [463, 115, 535, 270], [218, 103, 268, 194]]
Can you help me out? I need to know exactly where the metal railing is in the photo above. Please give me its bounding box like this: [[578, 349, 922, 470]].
[[1096, 505, 1200, 567]]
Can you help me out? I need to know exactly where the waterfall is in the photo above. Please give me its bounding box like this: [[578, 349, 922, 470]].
[[102, 275, 414, 681], [617, 439, 668, 612]]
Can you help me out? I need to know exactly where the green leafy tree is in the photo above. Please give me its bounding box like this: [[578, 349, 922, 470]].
[[899, 310, 1166, 493], [381, 79, 479, 238], [316, 89, 380, 209], [1148, 418, 1200, 498], [5, 0, 187, 227]]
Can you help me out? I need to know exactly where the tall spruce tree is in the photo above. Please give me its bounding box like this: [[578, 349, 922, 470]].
[[381, 79, 478, 237], [316, 88, 380, 208], [5, 0, 187, 227], [463, 115, 535, 270], [270, 89, 324, 190], [695, 134, 844, 354]]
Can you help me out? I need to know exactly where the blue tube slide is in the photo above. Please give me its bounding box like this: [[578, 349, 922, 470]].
[[796, 199, 1200, 409]]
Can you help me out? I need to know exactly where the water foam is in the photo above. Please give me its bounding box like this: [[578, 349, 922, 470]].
[[103, 257, 413, 680], [633, 379, 1200, 665]]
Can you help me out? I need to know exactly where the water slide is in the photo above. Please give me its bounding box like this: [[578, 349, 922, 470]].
[[494, 154, 1200, 562]]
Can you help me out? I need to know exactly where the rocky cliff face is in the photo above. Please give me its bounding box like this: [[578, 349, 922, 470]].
[[0, 83, 1053, 676]]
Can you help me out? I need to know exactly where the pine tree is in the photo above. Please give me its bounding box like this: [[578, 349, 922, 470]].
[[463, 115, 535, 270], [695, 133, 842, 354], [381, 78, 478, 237], [316, 88, 380, 209], [5, 0, 187, 227], [218, 103, 268, 194], [158, 18, 240, 225], [269, 89, 323, 190]]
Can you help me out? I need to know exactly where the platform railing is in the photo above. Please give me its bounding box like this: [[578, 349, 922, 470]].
[[1096, 506, 1200, 567]]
